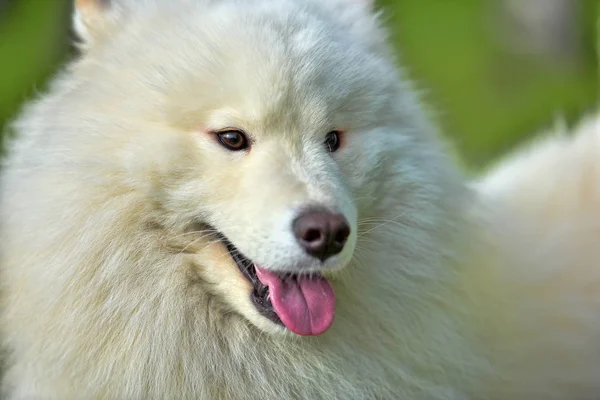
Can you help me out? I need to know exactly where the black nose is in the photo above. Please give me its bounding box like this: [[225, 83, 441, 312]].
[[292, 208, 351, 261]]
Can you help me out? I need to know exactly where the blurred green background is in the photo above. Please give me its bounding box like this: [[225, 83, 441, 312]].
[[0, 0, 598, 169]]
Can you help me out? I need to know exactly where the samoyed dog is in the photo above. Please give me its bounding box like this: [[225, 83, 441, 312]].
[[1, 0, 599, 398]]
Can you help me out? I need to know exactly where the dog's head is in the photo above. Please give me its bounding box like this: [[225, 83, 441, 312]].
[[69, 0, 457, 336]]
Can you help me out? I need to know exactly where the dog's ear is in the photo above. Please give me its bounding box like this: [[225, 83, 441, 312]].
[[73, 0, 127, 46], [327, 0, 375, 11], [351, 0, 375, 7], [322, 0, 377, 22], [321, 0, 388, 55]]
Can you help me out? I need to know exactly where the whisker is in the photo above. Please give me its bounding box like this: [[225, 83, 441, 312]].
[[358, 211, 409, 235]]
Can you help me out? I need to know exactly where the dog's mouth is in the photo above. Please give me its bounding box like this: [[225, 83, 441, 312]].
[[218, 235, 336, 336]]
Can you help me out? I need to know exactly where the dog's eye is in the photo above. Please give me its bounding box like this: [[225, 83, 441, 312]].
[[216, 130, 249, 151], [324, 131, 341, 153]]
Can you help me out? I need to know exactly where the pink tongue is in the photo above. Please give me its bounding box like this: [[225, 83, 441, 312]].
[[254, 265, 335, 336]]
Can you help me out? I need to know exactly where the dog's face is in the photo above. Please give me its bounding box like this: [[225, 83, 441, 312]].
[[71, 0, 446, 336]]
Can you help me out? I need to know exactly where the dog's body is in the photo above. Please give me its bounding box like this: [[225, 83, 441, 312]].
[[1, 0, 599, 399]]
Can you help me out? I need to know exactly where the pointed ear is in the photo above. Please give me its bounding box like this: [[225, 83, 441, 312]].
[[320, 0, 388, 55], [322, 0, 377, 21], [353, 0, 375, 7], [329, 0, 376, 10], [330, 0, 375, 5], [73, 0, 126, 46]]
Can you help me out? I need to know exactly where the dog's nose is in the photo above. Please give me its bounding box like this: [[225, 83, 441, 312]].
[[293, 209, 351, 261]]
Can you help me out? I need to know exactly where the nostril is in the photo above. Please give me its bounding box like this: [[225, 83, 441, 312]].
[[292, 208, 351, 261], [302, 228, 323, 244], [334, 225, 350, 245]]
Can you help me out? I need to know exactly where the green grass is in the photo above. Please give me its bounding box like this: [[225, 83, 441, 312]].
[[0, 0, 598, 169], [380, 0, 599, 168], [0, 0, 71, 125]]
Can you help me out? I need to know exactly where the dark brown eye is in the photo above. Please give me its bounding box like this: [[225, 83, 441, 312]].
[[216, 130, 249, 151], [324, 130, 341, 153]]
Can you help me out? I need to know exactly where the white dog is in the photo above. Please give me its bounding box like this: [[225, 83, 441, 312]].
[[1, 0, 599, 399]]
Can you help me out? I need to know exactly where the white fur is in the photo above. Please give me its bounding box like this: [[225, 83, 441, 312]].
[[1, 0, 599, 398]]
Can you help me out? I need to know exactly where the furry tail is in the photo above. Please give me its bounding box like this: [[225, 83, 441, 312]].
[[474, 109, 600, 218], [467, 110, 600, 398]]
